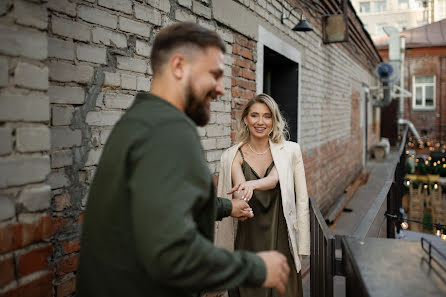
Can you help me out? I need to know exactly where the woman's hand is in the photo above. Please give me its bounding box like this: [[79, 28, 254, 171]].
[[227, 181, 257, 201]]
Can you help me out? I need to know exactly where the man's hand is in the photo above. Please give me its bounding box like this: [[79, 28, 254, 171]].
[[230, 199, 253, 221], [257, 251, 290, 295]]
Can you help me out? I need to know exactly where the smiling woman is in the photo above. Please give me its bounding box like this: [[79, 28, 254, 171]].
[[218, 93, 311, 297]]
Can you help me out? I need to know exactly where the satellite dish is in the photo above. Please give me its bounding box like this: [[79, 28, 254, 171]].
[[375, 62, 400, 84]]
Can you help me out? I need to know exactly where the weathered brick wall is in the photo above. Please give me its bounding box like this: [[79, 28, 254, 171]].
[[0, 0, 53, 296], [0, 0, 381, 296]]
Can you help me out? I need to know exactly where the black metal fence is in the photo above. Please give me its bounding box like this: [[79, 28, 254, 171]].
[[309, 127, 410, 297]]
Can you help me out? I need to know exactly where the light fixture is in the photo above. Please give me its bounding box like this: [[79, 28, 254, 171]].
[[436, 229, 441, 237], [281, 7, 314, 32], [405, 180, 411, 187], [434, 183, 438, 190], [401, 221, 409, 229]]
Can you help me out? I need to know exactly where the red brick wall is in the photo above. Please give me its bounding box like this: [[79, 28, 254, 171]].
[[302, 91, 365, 212]]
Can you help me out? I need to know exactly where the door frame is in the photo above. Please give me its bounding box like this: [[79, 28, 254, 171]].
[[256, 25, 302, 143]]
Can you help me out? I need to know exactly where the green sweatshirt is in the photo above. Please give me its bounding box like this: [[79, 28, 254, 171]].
[[76, 93, 266, 297]]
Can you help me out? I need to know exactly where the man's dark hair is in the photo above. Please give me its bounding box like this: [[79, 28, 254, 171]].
[[150, 22, 226, 75]]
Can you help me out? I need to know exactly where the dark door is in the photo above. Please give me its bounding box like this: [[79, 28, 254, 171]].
[[263, 46, 299, 142]]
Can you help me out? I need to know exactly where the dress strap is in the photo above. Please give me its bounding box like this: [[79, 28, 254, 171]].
[[238, 147, 245, 162]]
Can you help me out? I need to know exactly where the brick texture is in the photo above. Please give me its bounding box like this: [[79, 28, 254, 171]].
[[0, 1, 381, 296]]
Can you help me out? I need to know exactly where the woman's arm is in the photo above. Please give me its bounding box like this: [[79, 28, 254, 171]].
[[229, 157, 279, 201]]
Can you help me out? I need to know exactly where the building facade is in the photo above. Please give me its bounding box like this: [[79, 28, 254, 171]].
[[0, 0, 381, 296], [376, 19, 446, 139], [351, 0, 446, 36]]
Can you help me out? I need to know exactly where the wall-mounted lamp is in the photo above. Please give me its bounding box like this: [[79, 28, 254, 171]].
[[281, 7, 313, 32]]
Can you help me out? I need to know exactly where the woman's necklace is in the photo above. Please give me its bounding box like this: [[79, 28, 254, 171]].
[[247, 143, 270, 155]]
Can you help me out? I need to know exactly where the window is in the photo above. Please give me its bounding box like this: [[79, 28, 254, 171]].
[[376, 23, 387, 35], [417, 20, 427, 26], [415, 0, 426, 8], [359, 1, 371, 13], [374, 0, 387, 12], [436, 0, 446, 20], [413, 75, 435, 110], [398, 0, 409, 9]]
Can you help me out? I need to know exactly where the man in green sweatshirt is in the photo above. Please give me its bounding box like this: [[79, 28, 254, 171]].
[[76, 22, 290, 297]]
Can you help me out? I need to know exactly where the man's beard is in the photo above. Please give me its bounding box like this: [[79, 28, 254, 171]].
[[185, 84, 211, 127]]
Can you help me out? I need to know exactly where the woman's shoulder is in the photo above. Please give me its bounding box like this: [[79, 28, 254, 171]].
[[221, 143, 242, 159], [283, 141, 301, 152]]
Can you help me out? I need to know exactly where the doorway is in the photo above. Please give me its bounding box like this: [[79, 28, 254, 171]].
[[263, 46, 299, 142]]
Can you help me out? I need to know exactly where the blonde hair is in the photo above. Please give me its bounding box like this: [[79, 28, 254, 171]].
[[235, 93, 289, 144]]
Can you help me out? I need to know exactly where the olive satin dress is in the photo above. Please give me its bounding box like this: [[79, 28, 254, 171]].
[[229, 148, 303, 297]]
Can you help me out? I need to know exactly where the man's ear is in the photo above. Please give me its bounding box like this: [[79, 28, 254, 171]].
[[170, 54, 186, 80]]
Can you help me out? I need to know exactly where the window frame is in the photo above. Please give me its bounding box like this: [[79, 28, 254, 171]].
[[412, 75, 436, 111], [359, 1, 371, 13]]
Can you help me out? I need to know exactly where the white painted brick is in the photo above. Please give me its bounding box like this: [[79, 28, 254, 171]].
[[14, 62, 48, 90], [0, 128, 12, 155], [0, 156, 50, 188], [201, 138, 217, 150], [51, 150, 73, 168], [78, 5, 117, 29], [48, 61, 94, 84], [76, 44, 107, 64], [134, 3, 161, 26], [96, 92, 104, 107], [147, 62, 153, 75], [198, 19, 215, 31], [98, 0, 132, 14], [17, 185, 51, 212], [104, 93, 134, 109], [86, 111, 122, 126], [92, 27, 127, 48], [14, 0, 47, 29], [16, 126, 50, 152], [179, 0, 192, 9], [0, 57, 8, 87], [146, 0, 171, 13], [51, 127, 82, 149], [135, 40, 151, 57], [0, 94, 49, 122], [100, 129, 112, 144], [0, 197, 15, 221], [121, 73, 137, 90], [0, 24, 47, 60], [119, 17, 151, 38], [206, 150, 222, 162], [136, 76, 150, 91], [85, 148, 102, 166], [116, 56, 147, 73], [48, 86, 85, 104], [197, 127, 206, 137], [48, 38, 75, 60], [210, 101, 225, 112], [192, 1, 211, 19], [175, 9, 196, 22], [48, 170, 70, 189], [216, 112, 231, 125], [47, 0, 76, 17], [217, 29, 234, 44], [52, 105, 74, 126], [216, 137, 231, 149], [205, 124, 225, 137], [208, 162, 216, 174], [52, 16, 90, 42], [104, 72, 120, 87]]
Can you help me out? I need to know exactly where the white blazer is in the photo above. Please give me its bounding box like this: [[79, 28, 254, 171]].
[[215, 140, 310, 273]]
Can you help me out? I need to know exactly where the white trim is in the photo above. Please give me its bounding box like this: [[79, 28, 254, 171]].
[[412, 75, 436, 111], [256, 25, 302, 143]]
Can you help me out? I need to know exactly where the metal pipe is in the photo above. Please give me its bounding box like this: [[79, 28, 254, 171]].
[[398, 118, 421, 141]]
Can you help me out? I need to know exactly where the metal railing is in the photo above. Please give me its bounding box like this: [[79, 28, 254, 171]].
[[310, 196, 337, 297], [309, 127, 410, 297]]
